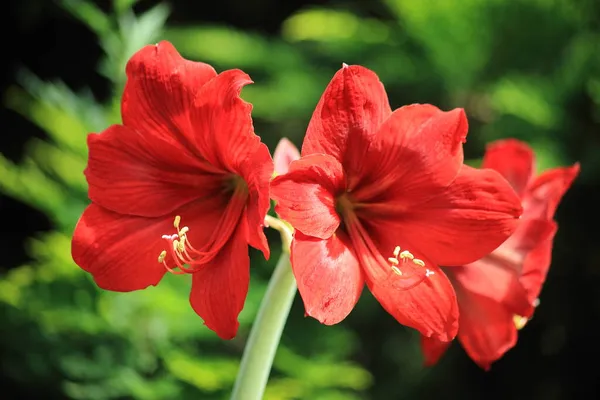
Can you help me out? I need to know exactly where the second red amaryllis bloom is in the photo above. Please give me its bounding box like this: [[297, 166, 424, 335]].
[[421, 139, 579, 369], [71, 41, 273, 339], [270, 65, 523, 341]]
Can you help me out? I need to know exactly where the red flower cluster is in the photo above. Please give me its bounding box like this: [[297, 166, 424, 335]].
[[71, 42, 273, 339], [421, 139, 579, 368], [72, 41, 578, 359]]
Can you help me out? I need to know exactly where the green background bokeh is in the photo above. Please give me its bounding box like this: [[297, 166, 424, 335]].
[[0, 0, 598, 399]]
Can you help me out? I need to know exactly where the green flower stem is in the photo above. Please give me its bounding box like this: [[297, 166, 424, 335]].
[[230, 216, 296, 400]]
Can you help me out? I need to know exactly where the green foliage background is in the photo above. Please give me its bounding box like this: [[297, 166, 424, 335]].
[[1, 0, 598, 399]]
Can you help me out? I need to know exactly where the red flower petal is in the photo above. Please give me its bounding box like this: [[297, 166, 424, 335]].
[[86, 125, 223, 217], [122, 41, 218, 153], [72, 198, 224, 292], [189, 222, 250, 339], [239, 142, 273, 259], [395, 165, 522, 267], [190, 69, 273, 257], [499, 218, 558, 274], [271, 154, 345, 239], [519, 222, 558, 304], [291, 231, 364, 325], [71, 204, 168, 291], [449, 258, 531, 320], [483, 139, 535, 196], [367, 262, 459, 341], [421, 336, 452, 366], [191, 69, 259, 171], [362, 227, 459, 341], [352, 105, 468, 207], [273, 138, 300, 175], [454, 285, 519, 370], [448, 218, 556, 319], [301, 65, 392, 166], [523, 163, 580, 220]]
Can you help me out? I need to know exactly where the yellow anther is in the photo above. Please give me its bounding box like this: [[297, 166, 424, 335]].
[[513, 315, 528, 330], [388, 244, 431, 280], [159, 216, 202, 274], [177, 240, 185, 252]]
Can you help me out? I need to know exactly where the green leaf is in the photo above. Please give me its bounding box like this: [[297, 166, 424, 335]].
[[114, 0, 140, 15], [60, 0, 112, 36]]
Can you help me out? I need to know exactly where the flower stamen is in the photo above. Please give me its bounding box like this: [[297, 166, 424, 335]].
[[391, 266, 403, 276], [513, 315, 528, 330], [513, 298, 540, 330], [157, 216, 207, 274], [156, 188, 247, 274], [387, 246, 435, 278], [342, 214, 428, 290]]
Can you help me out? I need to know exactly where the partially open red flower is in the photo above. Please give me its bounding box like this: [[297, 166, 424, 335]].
[[273, 138, 300, 175], [71, 41, 273, 339], [421, 139, 579, 368], [270, 65, 522, 341]]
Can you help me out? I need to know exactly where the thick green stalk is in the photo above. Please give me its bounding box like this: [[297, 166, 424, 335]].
[[230, 217, 296, 400]]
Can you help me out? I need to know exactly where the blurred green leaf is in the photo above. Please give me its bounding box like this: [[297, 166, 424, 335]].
[[60, 0, 112, 36]]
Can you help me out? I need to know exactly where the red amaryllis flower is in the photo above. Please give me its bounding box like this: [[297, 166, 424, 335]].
[[270, 65, 523, 341], [71, 41, 273, 339], [421, 139, 579, 368]]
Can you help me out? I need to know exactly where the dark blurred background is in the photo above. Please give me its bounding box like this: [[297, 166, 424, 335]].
[[1, 0, 599, 399]]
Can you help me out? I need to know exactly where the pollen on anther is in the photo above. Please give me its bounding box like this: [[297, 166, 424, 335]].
[[413, 259, 425, 267], [513, 315, 528, 330], [388, 244, 433, 280], [174, 215, 181, 229], [158, 250, 167, 263]]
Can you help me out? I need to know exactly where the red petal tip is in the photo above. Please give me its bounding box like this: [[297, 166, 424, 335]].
[[216, 329, 238, 340], [450, 107, 469, 145], [567, 162, 581, 180], [125, 40, 179, 76], [427, 315, 459, 342], [479, 363, 492, 372]]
